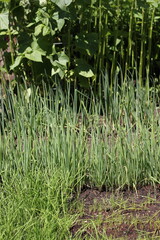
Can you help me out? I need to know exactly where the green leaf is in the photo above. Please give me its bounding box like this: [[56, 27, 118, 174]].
[[26, 22, 35, 28], [58, 69, 65, 78], [58, 52, 69, 66], [0, 12, 9, 30], [57, 19, 65, 31], [10, 55, 23, 70], [25, 50, 43, 62], [51, 0, 72, 11], [52, 60, 65, 68], [116, 38, 121, 46], [31, 39, 46, 56], [52, 12, 59, 20], [39, 0, 47, 6], [0, 30, 7, 35], [42, 25, 50, 36], [75, 59, 95, 78], [51, 67, 65, 79], [134, 13, 143, 19], [51, 68, 59, 75], [79, 69, 94, 78], [24, 47, 32, 53], [10, 43, 44, 65], [51, 53, 68, 79], [52, 12, 65, 31], [35, 24, 43, 36], [42, 26, 50, 36]]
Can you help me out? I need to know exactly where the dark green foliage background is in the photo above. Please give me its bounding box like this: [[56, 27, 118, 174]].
[[0, 0, 160, 90]]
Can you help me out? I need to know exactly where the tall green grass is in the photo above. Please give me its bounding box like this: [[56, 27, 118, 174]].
[[0, 75, 160, 239], [1, 76, 160, 188]]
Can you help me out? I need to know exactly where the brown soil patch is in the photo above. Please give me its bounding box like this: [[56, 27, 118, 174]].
[[70, 185, 160, 239]]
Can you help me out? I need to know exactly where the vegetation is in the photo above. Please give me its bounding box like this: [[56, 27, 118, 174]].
[[0, 0, 160, 239], [0, 0, 160, 91], [0, 79, 160, 239]]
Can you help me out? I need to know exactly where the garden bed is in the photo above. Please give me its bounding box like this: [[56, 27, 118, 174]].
[[71, 185, 160, 239]]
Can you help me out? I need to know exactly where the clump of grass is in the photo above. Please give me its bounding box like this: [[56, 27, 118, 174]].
[[1, 77, 160, 189], [0, 75, 159, 238], [0, 169, 77, 240]]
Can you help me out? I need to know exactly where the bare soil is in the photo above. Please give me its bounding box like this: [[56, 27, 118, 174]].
[[70, 185, 160, 239]]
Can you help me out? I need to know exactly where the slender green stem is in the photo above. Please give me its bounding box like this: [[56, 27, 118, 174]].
[[110, 0, 120, 89], [146, 6, 155, 96], [139, 7, 145, 87], [124, 0, 134, 82]]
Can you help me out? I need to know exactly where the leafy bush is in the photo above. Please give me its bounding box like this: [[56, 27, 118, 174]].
[[0, 0, 160, 90]]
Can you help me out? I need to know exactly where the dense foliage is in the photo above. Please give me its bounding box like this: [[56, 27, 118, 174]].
[[0, 1, 160, 239], [0, 0, 160, 91]]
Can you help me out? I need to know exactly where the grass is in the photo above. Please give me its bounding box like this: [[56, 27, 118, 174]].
[[0, 76, 160, 239]]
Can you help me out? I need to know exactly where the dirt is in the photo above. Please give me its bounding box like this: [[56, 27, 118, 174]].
[[70, 185, 160, 239]]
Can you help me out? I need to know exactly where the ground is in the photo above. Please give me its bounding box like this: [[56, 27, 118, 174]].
[[70, 185, 160, 239]]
